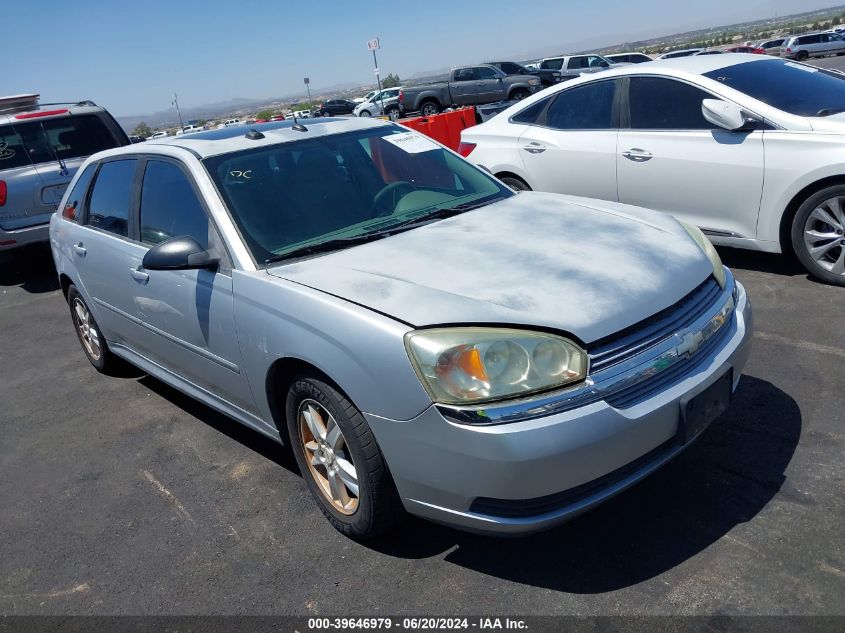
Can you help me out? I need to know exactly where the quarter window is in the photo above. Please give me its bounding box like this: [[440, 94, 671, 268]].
[[62, 164, 97, 222], [86, 159, 137, 237], [628, 77, 713, 130], [511, 97, 551, 124], [545, 80, 616, 130], [139, 160, 209, 248]]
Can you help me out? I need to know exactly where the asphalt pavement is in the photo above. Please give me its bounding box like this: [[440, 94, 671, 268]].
[[0, 242, 843, 616]]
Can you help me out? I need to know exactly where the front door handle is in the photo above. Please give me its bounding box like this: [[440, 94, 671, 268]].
[[523, 142, 547, 154], [622, 148, 653, 162], [72, 243, 86, 257], [129, 268, 149, 284]]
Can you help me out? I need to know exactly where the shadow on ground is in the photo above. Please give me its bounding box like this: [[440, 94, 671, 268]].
[[366, 375, 801, 593], [0, 243, 60, 294], [716, 246, 806, 279]]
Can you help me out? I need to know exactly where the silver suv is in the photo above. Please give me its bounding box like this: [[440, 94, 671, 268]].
[[0, 94, 128, 250], [782, 32, 845, 60]]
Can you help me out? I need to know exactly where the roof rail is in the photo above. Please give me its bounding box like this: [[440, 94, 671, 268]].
[[0, 99, 97, 116]]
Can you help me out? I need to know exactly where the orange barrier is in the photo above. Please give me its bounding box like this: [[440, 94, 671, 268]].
[[397, 107, 477, 152]]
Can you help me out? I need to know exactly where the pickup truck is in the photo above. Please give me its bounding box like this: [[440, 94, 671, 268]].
[[488, 61, 562, 87], [398, 64, 541, 117]]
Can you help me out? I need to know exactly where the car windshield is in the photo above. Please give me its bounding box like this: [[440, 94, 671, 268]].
[[704, 59, 845, 117], [203, 125, 512, 263]]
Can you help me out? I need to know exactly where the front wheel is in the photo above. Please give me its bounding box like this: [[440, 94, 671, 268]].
[[285, 375, 403, 539], [791, 185, 845, 286], [499, 175, 532, 192], [509, 88, 530, 101]]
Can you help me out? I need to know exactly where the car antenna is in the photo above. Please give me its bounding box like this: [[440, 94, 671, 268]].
[[290, 110, 307, 132]]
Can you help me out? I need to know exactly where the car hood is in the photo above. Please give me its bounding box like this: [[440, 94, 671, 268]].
[[267, 193, 713, 344]]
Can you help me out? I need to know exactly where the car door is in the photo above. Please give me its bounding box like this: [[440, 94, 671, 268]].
[[450, 67, 478, 105], [517, 78, 620, 200], [65, 157, 148, 346], [475, 66, 506, 102], [132, 157, 256, 413], [616, 76, 765, 240]]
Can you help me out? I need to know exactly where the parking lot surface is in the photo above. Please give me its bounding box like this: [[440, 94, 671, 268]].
[[1, 243, 843, 615]]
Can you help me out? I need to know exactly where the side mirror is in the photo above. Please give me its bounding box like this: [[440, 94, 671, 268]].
[[702, 98, 757, 131], [142, 236, 218, 271]]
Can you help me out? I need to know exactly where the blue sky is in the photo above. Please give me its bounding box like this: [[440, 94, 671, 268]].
[[4, 0, 838, 116]]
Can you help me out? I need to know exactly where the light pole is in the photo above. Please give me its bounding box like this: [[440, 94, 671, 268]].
[[367, 38, 384, 116], [171, 93, 185, 132], [304, 77, 312, 109]]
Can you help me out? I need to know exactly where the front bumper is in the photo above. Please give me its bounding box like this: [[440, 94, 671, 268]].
[[365, 278, 753, 535], [0, 222, 50, 250]]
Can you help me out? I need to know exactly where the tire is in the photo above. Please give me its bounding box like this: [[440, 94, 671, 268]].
[[795, 50, 809, 61], [499, 175, 532, 192], [67, 284, 120, 373], [285, 375, 403, 539], [358, 110, 371, 117], [322, 111, 331, 117], [385, 106, 401, 121], [419, 100, 440, 117], [510, 88, 530, 101], [790, 184, 845, 286]]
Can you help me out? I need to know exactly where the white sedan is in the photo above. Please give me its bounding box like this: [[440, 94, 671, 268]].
[[460, 54, 845, 286]]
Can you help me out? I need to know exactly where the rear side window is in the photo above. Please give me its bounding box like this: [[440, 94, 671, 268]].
[[477, 67, 497, 79], [541, 58, 563, 70], [511, 97, 551, 124], [86, 159, 137, 237], [546, 81, 616, 130], [567, 57, 588, 69], [139, 160, 209, 248], [0, 125, 31, 170], [62, 164, 97, 222], [1, 116, 121, 169], [628, 77, 713, 130]]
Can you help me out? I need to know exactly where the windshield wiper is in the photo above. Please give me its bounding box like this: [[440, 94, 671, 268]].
[[264, 199, 495, 265]]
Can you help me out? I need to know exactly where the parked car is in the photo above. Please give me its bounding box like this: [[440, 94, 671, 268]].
[[223, 118, 243, 127], [270, 114, 286, 121], [316, 99, 358, 117], [460, 54, 845, 286], [148, 131, 169, 139], [354, 90, 378, 104], [758, 37, 787, 56], [399, 65, 541, 117], [50, 118, 751, 538], [605, 52, 653, 64], [354, 89, 403, 119], [128, 135, 146, 143], [781, 32, 845, 60], [291, 110, 312, 119], [176, 124, 203, 136], [656, 48, 704, 59], [538, 54, 621, 80], [0, 94, 129, 251], [725, 46, 765, 54], [487, 60, 562, 86]]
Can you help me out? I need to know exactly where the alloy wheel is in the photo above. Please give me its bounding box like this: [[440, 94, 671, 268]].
[[298, 399, 359, 515], [72, 298, 101, 360], [803, 195, 845, 276]]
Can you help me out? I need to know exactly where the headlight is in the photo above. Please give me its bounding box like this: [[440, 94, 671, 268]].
[[405, 328, 587, 405], [528, 78, 540, 85], [680, 221, 726, 289]]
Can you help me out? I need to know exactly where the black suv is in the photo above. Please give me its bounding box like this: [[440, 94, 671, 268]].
[[315, 99, 357, 117]]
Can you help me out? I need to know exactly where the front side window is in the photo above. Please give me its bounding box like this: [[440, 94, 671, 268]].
[[62, 164, 97, 222], [545, 80, 616, 130], [476, 67, 497, 79], [139, 160, 209, 248], [86, 159, 137, 237], [628, 77, 713, 130], [454, 68, 476, 81], [704, 59, 845, 117], [203, 126, 511, 262]]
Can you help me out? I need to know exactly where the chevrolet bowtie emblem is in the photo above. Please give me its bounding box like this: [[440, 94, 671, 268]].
[[675, 330, 704, 357]]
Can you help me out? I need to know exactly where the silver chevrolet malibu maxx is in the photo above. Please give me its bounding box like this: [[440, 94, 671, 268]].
[[50, 118, 752, 538]]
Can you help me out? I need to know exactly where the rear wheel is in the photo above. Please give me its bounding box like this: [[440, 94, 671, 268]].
[[385, 106, 401, 121], [499, 175, 531, 192], [420, 101, 440, 117], [795, 50, 809, 61], [285, 375, 403, 539], [67, 284, 120, 373], [358, 110, 371, 117], [791, 185, 845, 286]]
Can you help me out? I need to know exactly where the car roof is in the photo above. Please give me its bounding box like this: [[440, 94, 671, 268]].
[[619, 52, 771, 74], [0, 101, 108, 126], [100, 117, 392, 159]]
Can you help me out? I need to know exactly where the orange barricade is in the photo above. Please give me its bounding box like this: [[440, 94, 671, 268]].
[[397, 107, 477, 152]]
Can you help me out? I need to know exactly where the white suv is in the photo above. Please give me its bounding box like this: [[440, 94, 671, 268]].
[[460, 54, 845, 285]]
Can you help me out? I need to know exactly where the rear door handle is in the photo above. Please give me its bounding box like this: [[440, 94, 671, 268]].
[[523, 142, 547, 154], [72, 243, 86, 257], [622, 148, 653, 162], [129, 268, 149, 284]]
